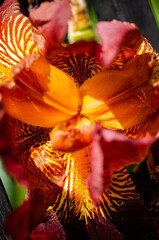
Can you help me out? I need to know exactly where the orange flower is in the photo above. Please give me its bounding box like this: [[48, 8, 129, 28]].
[[0, 0, 159, 239]]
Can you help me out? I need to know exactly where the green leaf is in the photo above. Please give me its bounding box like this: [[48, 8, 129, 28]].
[[149, 0, 159, 29]]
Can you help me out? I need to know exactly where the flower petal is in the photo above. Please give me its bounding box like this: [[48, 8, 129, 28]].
[[95, 20, 142, 69], [0, 96, 28, 187], [50, 116, 95, 152], [2, 54, 79, 127], [29, 0, 71, 52], [80, 54, 155, 130], [5, 199, 30, 240], [99, 167, 158, 240], [0, 0, 38, 69], [30, 209, 66, 240], [87, 124, 156, 207], [87, 213, 124, 240]]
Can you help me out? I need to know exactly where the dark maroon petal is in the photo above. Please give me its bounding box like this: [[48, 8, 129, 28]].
[[30, 209, 66, 240], [0, 96, 28, 187], [87, 124, 156, 207], [99, 167, 158, 240], [29, 0, 71, 51], [4, 200, 30, 240], [87, 213, 123, 240], [95, 20, 142, 69]]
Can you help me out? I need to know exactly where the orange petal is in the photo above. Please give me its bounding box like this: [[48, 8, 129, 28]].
[[0, 0, 38, 68], [2, 87, 74, 127], [50, 116, 95, 151], [80, 54, 155, 130], [0, 0, 38, 88], [2, 54, 79, 126]]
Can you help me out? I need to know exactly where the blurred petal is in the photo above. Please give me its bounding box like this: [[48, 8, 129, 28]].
[[87, 213, 123, 240], [2, 54, 79, 126], [5, 199, 30, 240], [80, 54, 156, 130], [0, 95, 28, 187], [29, 0, 71, 52], [5, 189, 57, 240], [95, 20, 142, 69], [30, 209, 66, 240], [2, 156, 28, 188], [0, 0, 38, 69], [87, 124, 156, 207]]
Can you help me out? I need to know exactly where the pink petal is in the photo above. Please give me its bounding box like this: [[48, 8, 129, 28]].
[[30, 209, 66, 240], [95, 20, 142, 69], [87, 124, 156, 207], [29, 0, 71, 51]]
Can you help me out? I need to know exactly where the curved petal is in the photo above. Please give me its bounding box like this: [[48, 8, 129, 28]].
[[95, 20, 142, 69], [80, 54, 155, 130], [0, 0, 38, 69], [30, 209, 66, 240], [50, 116, 95, 152], [87, 124, 156, 207], [2, 54, 79, 126], [29, 0, 71, 52]]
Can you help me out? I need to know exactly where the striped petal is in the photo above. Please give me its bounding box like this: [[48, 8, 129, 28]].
[[10, 119, 66, 191], [0, 0, 38, 71], [0, 0, 38, 91], [99, 168, 157, 239], [80, 54, 156, 130], [2, 54, 79, 126]]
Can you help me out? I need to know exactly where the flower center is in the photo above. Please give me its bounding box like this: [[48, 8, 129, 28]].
[[50, 115, 95, 152]]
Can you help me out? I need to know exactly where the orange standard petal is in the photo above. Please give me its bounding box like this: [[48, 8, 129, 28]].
[[80, 53, 156, 130], [1, 54, 79, 127]]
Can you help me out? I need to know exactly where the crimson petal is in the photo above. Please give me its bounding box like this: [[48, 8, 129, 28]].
[[95, 20, 142, 69], [87, 124, 156, 207], [29, 0, 71, 52], [0, 97, 28, 187], [87, 213, 123, 240], [4, 200, 30, 240], [30, 209, 66, 240]]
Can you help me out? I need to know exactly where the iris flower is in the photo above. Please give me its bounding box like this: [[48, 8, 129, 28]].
[[0, 0, 159, 239]]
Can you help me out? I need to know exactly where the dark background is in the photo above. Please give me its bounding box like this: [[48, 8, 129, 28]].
[[0, 0, 159, 239]]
